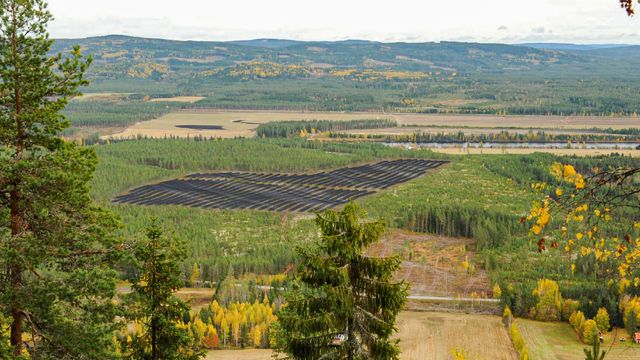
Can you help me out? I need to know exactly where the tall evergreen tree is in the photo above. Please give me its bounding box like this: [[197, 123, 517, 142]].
[[123, 221, 203, 360], [276, 203, 408, 360], [0, 0, 122, 358]]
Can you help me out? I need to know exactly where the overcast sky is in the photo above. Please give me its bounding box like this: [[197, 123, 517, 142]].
[[48, 0, 638, 44]]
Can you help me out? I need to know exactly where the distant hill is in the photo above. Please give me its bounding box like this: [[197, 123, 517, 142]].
[[519, 43, 631, 51], [228, 38, 303, 49], [52, 35, 593, 80]]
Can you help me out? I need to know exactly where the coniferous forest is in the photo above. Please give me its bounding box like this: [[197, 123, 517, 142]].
[[1, 1, 640, 360]]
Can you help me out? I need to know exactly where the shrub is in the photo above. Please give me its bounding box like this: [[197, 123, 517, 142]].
[[532, 279, 563, 321], [595, 308, 610, 332], [509, 323, 529, 360], [503, 306, 513, 328], [570, 311, 586, 336], [493, 283, 502, 299], [621, 296, 640, 337], [561, 299, 580, 322], [582, 319, 599, 345]]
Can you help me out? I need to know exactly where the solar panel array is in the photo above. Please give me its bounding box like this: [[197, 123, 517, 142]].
[[113, 159, 446, 212]]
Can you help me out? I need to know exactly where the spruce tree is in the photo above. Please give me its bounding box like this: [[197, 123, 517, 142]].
[[123, 221, 203, 360], [276, 202, 408, 359], [0, 0, 122, 357]]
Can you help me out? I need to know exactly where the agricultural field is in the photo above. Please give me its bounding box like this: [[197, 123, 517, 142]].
[[200, 312, 518, 360], [421, 147, 640, 157], [113, 159, 446, 212], [518, 319, 640, 360], [149, 96, 206, 103], [396, 312, 517, 360], [105, 110, 387, 139], [340, 126, 628, 137], [205, 349, 272, 360], [102, 108, 640, 142], [391, 114, 640, 129]]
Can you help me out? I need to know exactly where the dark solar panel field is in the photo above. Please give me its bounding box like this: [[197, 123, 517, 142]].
[[113, 159, 446, 212]]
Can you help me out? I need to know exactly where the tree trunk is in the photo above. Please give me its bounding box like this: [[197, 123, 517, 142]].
[[151, 316, 158, 360], [347, 317, 354, 360], [10, 189, 23, 356]]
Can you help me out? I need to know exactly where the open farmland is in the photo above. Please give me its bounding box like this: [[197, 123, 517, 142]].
[[203, 311, 517, 360], [424, 147, 640, 157], [396, 312, 517, 360], [113, 159, 446, 212], [105, 110, 388, 139], [518, 319, 640, 360], [149, 96, 206, 103], [105, 110, 640, 140], [392, 114, 640, 129], [340, 126, 623, 137]]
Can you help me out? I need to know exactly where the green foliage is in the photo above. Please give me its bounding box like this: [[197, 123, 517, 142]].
[[396, 205, 522, 250], [276, 203, 408, 359], [595, 308, 610, 332], [508, 322, 529, 360], [562, 299, 581, 321], [531, 279, 563, 322], [0, 1, 122, 357], [583, 340, 606, 360], [502, 306, 513, 328], [256, 119, 397, 138], [582, 319, 599, 345], [622, 297, 640, 337], [122, 221, 203, 360], [45, 35, 640, 115], [340, 129, 640, 145], [63, 98, 181, 128], [570, 311, 587, 336], [92, 138, 441, 201], [89, 139, 446, 279]]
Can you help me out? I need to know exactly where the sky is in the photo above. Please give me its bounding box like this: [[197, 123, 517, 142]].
[[48, 0, 639, 44]]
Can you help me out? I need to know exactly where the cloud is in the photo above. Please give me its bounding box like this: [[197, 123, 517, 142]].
[[46, 0, 640, 44]]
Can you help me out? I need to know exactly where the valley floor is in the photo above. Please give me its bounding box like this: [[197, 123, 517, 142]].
[[518, 319, 640, 360], [204, 311, 518, 360]]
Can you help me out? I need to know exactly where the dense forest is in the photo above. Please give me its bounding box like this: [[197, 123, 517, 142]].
[[50, 35, 640, 120]]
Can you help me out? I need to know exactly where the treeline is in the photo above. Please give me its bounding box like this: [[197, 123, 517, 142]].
[[482, 152, 640, 186], [93, 138, 442, 200], [332, 130, 640, 144], [256, 119, 397, 138], [93, 139, 445, 279], [63, 99, 181, 127], [396, 205, 523, 250], [498, 278, 640, 341], [118, 274, 285, 351]]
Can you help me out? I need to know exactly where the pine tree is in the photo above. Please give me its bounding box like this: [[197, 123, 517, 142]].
[[0, 0, 123, 357], [276, 202, 408, 359], [124, 221, 203, 360]]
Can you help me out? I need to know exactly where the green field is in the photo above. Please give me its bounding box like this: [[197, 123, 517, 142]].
[[518, 319, 640, 360]]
